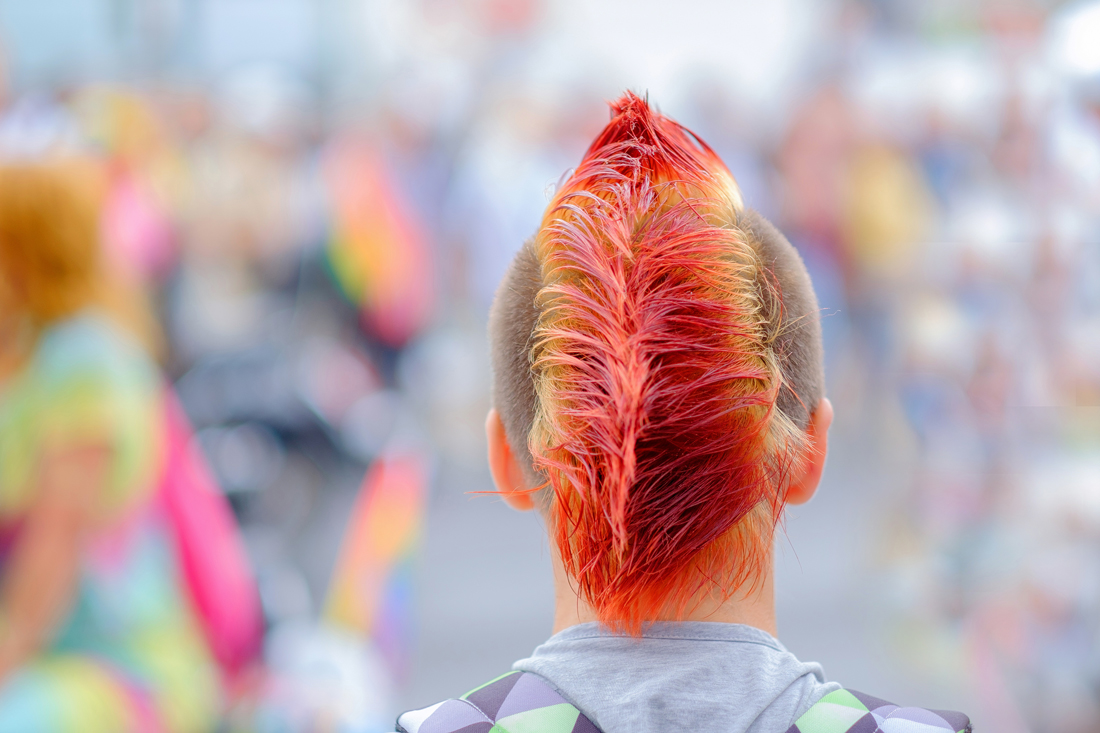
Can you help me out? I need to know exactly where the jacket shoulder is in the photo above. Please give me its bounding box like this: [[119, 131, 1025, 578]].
[[786, 688, 972, 733], [396, 671, 600, 733]]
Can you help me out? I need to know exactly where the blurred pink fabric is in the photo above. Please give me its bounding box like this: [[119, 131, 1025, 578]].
[[159, 388, 263, 678]]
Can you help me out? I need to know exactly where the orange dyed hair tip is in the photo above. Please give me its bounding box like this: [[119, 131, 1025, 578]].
[[580, 92, 728, 185]]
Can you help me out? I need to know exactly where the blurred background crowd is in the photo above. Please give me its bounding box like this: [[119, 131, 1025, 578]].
[[0, 0, 1098, 731]]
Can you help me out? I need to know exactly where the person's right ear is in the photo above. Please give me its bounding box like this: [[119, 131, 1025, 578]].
[[486, 409, 536, 511]]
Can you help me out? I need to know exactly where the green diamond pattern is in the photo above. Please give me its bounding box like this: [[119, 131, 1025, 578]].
[[793, 690, 871, 733], [494, 703, 581, 733]]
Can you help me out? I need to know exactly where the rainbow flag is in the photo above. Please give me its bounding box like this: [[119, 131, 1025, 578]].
[[324, 450, 429, 681], [323, 139, 434, 347]]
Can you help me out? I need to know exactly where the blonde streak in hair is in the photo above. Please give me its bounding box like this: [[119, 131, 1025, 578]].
[[711, 169, 744, 216], [528, 186, 629, 560], [526, 240, 573, 506], [704, 209, 807, 590]]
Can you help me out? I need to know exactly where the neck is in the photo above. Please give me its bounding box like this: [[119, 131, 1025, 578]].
[[550, 548, 778, 637]]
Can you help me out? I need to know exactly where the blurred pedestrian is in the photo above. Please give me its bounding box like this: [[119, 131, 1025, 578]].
[[0, 161, 222, 733]]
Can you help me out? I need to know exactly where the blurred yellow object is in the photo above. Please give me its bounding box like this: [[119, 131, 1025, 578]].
[[842, 145, 935, 280]]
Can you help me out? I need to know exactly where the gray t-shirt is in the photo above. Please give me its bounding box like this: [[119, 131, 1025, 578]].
[[512, 622, 840, 733]]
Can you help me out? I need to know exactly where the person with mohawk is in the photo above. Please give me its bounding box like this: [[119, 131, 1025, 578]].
[[397, 93, 971, 733]]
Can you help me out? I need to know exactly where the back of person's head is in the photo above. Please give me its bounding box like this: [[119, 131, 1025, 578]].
[[489, 93, 824, 633], [0, 159, 158, 352]]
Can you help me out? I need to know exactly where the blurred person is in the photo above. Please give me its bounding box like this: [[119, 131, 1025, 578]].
[[75, 87, 184, 285], [776, 85, 855, 276], [773, 86, 853, 390], [839, 140, 936, 393], [166, 98, 313, 366], [395, 94, 971, 733], [0, 161, 225, 733]]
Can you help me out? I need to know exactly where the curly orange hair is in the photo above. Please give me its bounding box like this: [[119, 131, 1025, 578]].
[[0, 160, 159, 354]]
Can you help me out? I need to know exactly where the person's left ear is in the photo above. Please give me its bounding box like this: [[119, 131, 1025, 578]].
[[785, 397, 833, 506], [486, 409, 536, 512]]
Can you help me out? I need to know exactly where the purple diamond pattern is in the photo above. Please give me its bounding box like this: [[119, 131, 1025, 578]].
[[401, 674, 972, 733]]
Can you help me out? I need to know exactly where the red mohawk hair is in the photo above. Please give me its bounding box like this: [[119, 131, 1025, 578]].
[[527, 92, 807, 632]]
